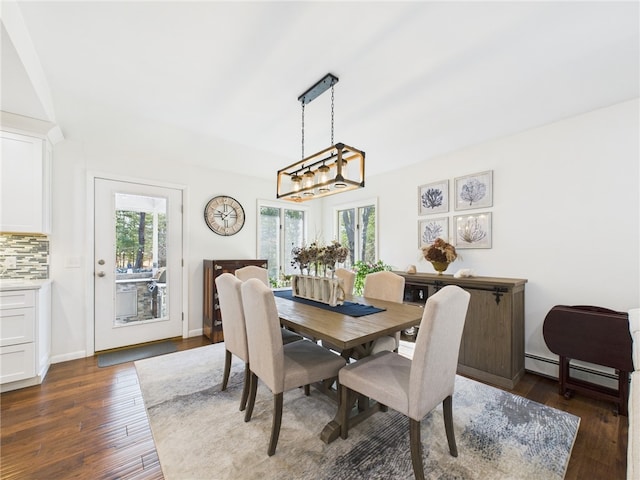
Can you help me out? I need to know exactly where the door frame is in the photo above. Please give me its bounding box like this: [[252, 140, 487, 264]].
[[85, 172, 189, 356]]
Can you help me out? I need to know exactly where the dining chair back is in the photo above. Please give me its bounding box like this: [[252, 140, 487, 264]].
[[241, 278, 347, 456], [338, 285, 470, 480], [235, 266, 303, 345], [363, 270, 406, 353], [363, 270, 405, 302], [235, 265, 269, 285], [335, 268, 355, 296], [214, 273, 250, 411]]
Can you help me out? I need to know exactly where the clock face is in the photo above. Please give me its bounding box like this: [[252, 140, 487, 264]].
[[204, 196, 245, 236]]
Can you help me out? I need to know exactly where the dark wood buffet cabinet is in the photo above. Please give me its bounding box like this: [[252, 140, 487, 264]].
[[203, 259, 267, 343], [396, 272, 527, 389]]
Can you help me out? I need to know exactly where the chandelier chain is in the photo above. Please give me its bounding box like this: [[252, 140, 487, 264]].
[[330, 85, 335, 145], [301, 102, 305, 160]]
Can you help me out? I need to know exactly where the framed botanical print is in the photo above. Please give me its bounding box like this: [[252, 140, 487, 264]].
[[418, 217, 449, 248], [418, 180, 449, 215], [454, 170, 493, 211], [454, 212, 492, 249]]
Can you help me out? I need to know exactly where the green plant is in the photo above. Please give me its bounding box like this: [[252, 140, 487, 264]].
[[352, 260, 391, 296]]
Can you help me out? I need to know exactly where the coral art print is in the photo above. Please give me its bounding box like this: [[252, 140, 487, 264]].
[[455, 171, 493, 211], [454, 212, 492, 249], [418, 217, 448, 248], [418, 180, 449, 215]]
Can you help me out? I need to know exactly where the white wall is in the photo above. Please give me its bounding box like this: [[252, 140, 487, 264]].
[[322, 99, 640, 378], [48, 131, 322, 361], [47, 99, 639, 374]]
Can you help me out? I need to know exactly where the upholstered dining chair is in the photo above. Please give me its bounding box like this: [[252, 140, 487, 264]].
[[363, 270, 406, 354], [235, 265, 269, 285], [241, 278, 347, 456], [338, 285, 470, 480], [234, 266, 304, 345], [215, 273, 251, 411], [335, 268, 355, 296]]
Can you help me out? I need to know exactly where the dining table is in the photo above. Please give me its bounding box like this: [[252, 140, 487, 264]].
[[273, 290, 424, 443]]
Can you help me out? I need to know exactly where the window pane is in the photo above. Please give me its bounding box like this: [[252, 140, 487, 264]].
[[359, 205, 376, 263], [259, 206, 280, 280], [283, 209, 305, 276], [338, 208, 356, 268]]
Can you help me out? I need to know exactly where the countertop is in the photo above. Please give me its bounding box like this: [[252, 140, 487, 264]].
[[0, 279, 52, 291]]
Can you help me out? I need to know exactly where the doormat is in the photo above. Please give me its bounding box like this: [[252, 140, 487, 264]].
[[97, 341, 178, 367]]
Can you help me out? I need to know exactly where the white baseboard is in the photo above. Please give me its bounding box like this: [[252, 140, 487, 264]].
[[188, 328, 203, 338], [51, 350, 87, 364]]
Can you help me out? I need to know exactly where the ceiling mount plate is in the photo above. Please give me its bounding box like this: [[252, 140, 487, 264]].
[[297, 73, 339, 105]]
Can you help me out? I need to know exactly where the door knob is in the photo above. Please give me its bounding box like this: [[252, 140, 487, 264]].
[[97, 271, 106, 277], [98, 259, 105, 265]]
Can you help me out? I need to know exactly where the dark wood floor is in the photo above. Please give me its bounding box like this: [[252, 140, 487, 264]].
[[0, 336, 629, 479]]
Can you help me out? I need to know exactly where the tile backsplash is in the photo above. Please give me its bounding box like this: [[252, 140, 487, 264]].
[[0, 233, 49, 279]]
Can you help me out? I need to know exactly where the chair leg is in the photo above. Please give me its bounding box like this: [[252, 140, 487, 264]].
[[409, 418, 425, 480], [268, 392, 283, 456], [221, 350, 232, 391], [304, 384, 310, 396], [443, 395, 458, 457], [244, 372, 258, 423], [239, 362, 250, 411]]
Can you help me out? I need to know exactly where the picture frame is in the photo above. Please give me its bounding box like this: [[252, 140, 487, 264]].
[[453, 212, 492, 249], [454, 170, 493, 211], [418, 217, 449, 248], [418, 180, 449, 215]]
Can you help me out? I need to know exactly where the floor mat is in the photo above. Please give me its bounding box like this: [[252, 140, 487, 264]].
[[97, 341, 178, 367]]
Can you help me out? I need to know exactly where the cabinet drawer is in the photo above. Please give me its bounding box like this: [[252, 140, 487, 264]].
[[0, 307, 35, 346], [0, 290, 36, 309], [0, 342, 36, 383]]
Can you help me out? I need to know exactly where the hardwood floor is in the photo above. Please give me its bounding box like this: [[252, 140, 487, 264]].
[[0, 336, 629, 479]]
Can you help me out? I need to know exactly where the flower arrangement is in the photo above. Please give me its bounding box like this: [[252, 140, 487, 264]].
[[421, 238, 458, 264], [291, 240, 349, 277], [353, 259, 391, 296]]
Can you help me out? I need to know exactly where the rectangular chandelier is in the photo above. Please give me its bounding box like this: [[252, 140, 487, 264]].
[[276, 73, 365, 202], [276, 142, 365, 202]]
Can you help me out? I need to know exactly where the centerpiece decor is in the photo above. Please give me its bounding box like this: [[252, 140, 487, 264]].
[[421, 238, 458, 274], [290, 241, 349, 306]]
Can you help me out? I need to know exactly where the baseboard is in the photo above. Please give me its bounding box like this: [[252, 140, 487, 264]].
[[51, 350, 87, 364], [188, 328, 203, 338]]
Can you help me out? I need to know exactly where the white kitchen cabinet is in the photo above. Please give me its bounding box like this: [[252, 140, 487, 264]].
[[0, 130, 52, 234], [0, 281, 51, 391]]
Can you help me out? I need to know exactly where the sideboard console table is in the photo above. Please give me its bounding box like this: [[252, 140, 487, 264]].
[[395, 271, 527, 389], [203, 259, 268, 343]]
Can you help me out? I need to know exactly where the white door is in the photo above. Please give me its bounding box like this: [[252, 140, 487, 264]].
[[94, 178, 183, 351]]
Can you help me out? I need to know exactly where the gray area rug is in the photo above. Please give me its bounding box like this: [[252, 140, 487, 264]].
[[135, 343, 579, 480], [97, 340, 177, 367]]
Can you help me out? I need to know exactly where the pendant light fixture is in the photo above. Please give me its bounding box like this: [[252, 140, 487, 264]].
[[276, 73, 365, 202]]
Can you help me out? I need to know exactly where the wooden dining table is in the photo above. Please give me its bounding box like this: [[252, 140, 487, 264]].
[[274, 292, 424, 443]]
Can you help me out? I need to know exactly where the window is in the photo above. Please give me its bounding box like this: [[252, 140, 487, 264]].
[[258, 203, 307, 286], [335, 200, 377, 268]]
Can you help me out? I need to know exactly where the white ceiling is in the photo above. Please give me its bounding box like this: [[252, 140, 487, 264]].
[[2, 1, 639, 180]]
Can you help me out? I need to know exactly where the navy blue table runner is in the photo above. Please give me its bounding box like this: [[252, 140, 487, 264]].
[[273, 289, 385, 317]]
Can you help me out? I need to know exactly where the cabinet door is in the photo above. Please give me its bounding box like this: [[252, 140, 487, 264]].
[[0, 131, 47, 233], [460, 289, 513, 378]]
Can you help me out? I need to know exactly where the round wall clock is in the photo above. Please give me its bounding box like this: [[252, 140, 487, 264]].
[[204, 195, 245, 236]]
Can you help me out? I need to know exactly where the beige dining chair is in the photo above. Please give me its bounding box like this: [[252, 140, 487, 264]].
[[241, 278, 347, 456], [234, 265, 269, 285], [215, 273, 251, 411], [338, 285, 470, 480], [363, 270, 405, 354], [335, 268, 355, 296], [234, 266, 304, 345]]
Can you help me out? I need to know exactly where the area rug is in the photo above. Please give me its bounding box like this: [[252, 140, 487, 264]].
[[135, 343, 580, 480], [97, 340, 177, 367]]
